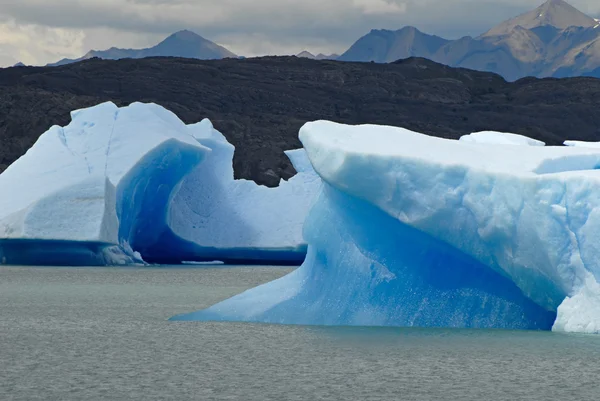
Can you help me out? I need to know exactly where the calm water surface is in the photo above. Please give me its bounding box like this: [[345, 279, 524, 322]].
[[1, 265, 600, 401]]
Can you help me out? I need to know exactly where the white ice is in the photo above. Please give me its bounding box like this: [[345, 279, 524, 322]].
[[174, 121, 600, 334], [459, 131, 545, 146], [564, 140, 600, 148], [0, 102, 319, 265], [149, 119, 321, 263], [0, 102, 207, 264]]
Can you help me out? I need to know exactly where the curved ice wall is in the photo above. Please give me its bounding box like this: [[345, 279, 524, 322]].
[[0, 102, 208, 265], [143, 119, 321, 264], [0, 102, 320, 265], [173, 122, 600, 334]]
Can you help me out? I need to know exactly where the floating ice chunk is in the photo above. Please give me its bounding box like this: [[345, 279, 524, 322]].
[[459, 131, 545, 146], [173, 121, 600, 333], [553, 274, 600, 334]]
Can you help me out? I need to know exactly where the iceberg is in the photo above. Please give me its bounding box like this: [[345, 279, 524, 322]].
[[173, 121, 600, 334], [142, 119, 321, 264], [0, 102, 207, 265], [459, 131, 545, 146], [0, 102, 319, 265]]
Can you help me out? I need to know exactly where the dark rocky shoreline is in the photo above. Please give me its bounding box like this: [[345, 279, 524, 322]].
[[1, 56, 599, 186]]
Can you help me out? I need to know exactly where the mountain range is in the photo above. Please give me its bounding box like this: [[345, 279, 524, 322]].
[[339, 0, 600, 80], [41, 0, 600, 81], [296, 51, 339, 60], [48, 30, 237, 66]]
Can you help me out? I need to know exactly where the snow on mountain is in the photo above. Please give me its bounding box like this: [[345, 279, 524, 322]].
[[173, 120, 600, 334], [0, 102, 319, 265]]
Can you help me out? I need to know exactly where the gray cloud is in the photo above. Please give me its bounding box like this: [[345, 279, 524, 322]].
[[0, 0, 599, 64]]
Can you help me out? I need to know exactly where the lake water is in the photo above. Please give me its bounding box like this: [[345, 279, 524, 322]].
[[1, 265, 600, 401]]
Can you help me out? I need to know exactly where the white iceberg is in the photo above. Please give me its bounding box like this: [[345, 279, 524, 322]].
[[459, 131, 545, 146], [173, 121, 600, 334], [0, 102, 319, 265]]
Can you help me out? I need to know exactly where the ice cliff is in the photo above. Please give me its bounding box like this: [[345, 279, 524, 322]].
[[143, 119, 320, 264], [173, 122, 600, 334], [0, 102, 318, 265]]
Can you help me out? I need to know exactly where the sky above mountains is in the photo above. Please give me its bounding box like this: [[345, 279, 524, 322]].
[[1, 0, 600, 67]]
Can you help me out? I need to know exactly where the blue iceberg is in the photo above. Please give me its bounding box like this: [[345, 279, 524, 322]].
[[0, 102, 207, 265], [0, 102, 319, 265], [144, 119, 320, 264], [172, 121, 600, 334]]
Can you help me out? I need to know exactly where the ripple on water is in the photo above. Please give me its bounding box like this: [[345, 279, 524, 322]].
[[1, 265, 599, 401]]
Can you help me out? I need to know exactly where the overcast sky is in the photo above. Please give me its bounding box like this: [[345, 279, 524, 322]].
[[0, 0, 599, 66]]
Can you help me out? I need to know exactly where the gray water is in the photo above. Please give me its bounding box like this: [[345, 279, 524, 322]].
[[1, 266, 600, 401]]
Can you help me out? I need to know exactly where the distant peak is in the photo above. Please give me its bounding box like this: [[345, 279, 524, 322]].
[[393, 26, 422, 35], [297, 51, 316, 58], [316, 53, 339, 59], [481, 0, 597, 37], [541, 0, 569, 6], [537, 0, 579, 14], [169, 30, 205, 41], [296, 51, 338, 60], [367, 27, 422, 37]]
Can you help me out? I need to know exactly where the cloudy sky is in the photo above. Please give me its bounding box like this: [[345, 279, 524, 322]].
[[0, 0, 599, 66]]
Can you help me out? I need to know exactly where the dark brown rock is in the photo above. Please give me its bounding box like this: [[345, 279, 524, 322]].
[[1, 56, 600, 186]]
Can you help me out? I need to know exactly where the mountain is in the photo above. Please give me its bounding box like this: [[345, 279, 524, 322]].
[[482, 0, 598, 37], [1, 56, 600, 187], [296, 51, 339, 60], [338, 26, 450, 63], [338, 0, 600, 80], [49, 30, 236, 66]]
